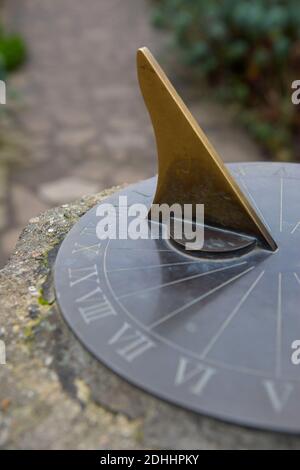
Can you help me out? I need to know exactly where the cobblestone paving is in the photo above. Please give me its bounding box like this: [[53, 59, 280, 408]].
[[0, 0, 263, 267]]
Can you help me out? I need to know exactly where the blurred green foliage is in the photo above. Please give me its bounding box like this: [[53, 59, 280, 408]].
[[0, 21, 27, 168], [153, 0, 300, 161], [0, 26, 26, 80]]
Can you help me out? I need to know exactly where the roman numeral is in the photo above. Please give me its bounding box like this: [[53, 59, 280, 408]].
[[68, 265, 99, 287], [175, 356, 215, 396], [232, 166, 246, 177], [79, 299, 116, 324], [72, 242, 102, 255], [80, 222, 97, 236], [263, 380, 294, 413], [291, 221, 300, 234], [274, 166, 288, 176], [75, 286, 116, 324], [108, 322, 155, 362], [75, 286, 104, 303]]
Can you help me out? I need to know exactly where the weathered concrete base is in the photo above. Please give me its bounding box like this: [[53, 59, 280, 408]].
[[1, 189, 300, 449]]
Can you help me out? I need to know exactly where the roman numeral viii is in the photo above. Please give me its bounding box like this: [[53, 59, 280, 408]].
[[108, 322, 155, 362], [75, 286, 116, 324]]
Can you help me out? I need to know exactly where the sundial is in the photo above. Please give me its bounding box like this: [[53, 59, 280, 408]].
[[54, 48, 300, 434]]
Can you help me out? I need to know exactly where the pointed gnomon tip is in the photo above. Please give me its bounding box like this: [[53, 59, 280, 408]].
[[137, 47, 162, 74], [137, 47, 148, 63], [137, 47, 156, 70], [137, 46, 150, 57]]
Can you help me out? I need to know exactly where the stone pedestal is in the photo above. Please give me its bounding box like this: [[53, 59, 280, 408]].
[[0, 189, 300, 449]]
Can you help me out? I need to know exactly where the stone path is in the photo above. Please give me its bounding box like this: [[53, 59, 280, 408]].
[[0, 0, 263, 267]]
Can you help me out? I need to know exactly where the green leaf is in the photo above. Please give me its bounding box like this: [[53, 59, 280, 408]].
[[0, 35, 26, 72]]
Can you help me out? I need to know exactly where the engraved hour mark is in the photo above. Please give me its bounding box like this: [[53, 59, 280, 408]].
[[108, 322, 155, 362], [175, 357, 215, 396], [78, 299, 116, 324], [200, 270, 265, 359], [263, 380, 293, 413], [276, 273, 282, 379], [230, 165, 246, 177], [291, 221, 300, 234], [294, 272, 300, 286], [75, 286, 116, 324], [237, 165, 246, 177], [117, 262, 247, 300], [149, 266, 254, 329], [72, 242, 101, 255], [132, 190, 151, 198], [80, 222, 97, 236], [274, 165, 288, 177], [68, 265, 99, 287], [75, 286, 103, 303], [108, 260, 203, 273]]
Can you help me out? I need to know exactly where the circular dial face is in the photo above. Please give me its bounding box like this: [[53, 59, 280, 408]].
[[54, 162, 300, 433]]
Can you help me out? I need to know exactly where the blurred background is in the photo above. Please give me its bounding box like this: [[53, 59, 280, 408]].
[[0, 0, 299, 267]]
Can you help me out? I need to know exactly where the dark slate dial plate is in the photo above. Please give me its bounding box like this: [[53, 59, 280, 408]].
[[54, 163, 300, 433]]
